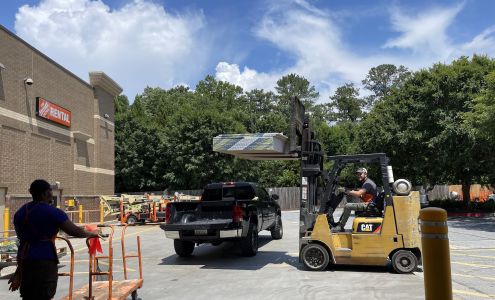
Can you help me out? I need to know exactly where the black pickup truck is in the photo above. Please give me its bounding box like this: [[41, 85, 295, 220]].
[[160, 182, 283, 257]]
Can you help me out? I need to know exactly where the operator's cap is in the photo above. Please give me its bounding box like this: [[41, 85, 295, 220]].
[[356, 167, 368, 174]]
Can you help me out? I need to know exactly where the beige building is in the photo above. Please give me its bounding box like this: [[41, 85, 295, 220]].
[[0, 25, 121, 223]]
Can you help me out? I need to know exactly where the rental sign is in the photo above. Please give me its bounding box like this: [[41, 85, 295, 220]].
[[36, 97, 71, 127]]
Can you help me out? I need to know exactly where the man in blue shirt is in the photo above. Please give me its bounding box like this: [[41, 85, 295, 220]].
[[9, 179, 98, 300]]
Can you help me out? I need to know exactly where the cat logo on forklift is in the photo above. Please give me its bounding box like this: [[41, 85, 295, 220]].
[[357, 222, 382, 233]]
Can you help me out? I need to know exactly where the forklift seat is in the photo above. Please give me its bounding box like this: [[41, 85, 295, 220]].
[[355, 192, 385, 218]]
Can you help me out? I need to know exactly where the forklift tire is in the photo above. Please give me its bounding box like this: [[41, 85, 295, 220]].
[[301, 244, 330, 271], [126, 215, 138, 225], [391, 250, 418, 274], [240, 222, 258, 257], [271, 215, 283, 240], [174, 240, 195, 257]]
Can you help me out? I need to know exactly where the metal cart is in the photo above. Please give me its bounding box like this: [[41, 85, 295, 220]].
[[60, 224, 143, 300]]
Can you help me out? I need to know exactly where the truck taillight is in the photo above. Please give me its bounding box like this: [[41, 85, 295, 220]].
[[233, 204, 244, 223], [165, 205, 171, 223]]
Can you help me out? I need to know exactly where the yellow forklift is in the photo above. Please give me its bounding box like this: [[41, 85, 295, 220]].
[[214, 97, 421, 273], [298, 153, 421, 273], [294, 97, 421, 273]]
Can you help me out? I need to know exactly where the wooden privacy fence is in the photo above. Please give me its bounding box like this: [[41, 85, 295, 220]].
[[416, 184, 494, 201], [168, 187, 301, 210], [268, 187, 300, 210], [176, 187, 302, 211], [123, 187, 301, 211]]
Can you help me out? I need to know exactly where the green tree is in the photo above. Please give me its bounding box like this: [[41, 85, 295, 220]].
[[362, 64, 411, 108], [114, 104, 164, 192], [275, 73, 319, 115], [360, 55, 495, 205], [328, 83, 365, 123]]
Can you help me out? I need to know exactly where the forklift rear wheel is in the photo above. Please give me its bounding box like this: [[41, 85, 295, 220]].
[[174, 240, 195, 257], [126, 215, 138, 225], [271, 215, 283, 240], [301, 244, 330, 271], [391, 250, 418, 274]]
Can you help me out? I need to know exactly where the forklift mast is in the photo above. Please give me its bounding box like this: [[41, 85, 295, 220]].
[[290, 97, 395, 240]]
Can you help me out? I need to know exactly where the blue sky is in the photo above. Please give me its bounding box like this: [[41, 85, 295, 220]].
[[1, 0, 495, 101]]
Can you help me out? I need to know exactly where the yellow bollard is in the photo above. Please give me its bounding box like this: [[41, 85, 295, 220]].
[[100, 202, 104, 224], [420, 207, 453, 300], [78, 205, 83, 224], [3, 207, 9, 239]]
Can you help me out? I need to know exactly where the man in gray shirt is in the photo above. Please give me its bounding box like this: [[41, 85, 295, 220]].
[[333, 168, 377, 232]]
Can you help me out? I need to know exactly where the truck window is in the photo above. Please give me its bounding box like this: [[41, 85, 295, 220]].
[[202, 188, 222, 201], [259, 187, 270, 201], [202, 186, 255, 201], [254, 186, 270, 202]]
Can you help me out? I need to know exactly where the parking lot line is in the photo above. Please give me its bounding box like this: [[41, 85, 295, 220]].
[[453, 289, 495, 299], [452, 253, 495, 259], [451, 248, 495, 252], [451, 261, 495, 269], [452, 273, 495, 282]]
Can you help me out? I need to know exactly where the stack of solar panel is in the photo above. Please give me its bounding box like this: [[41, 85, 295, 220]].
[[213, 133, 296, 160]]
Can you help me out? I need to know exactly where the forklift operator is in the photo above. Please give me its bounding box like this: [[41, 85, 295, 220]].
[[333, 168, 377, 232]]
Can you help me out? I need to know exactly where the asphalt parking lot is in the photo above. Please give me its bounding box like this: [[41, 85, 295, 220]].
[[1, 211, 494, 299]]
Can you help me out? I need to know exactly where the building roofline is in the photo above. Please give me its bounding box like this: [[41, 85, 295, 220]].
[[89, 71, 123, 97], [0, 24, 93, 89]]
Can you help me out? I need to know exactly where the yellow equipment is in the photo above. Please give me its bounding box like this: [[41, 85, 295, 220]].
[[301, 189, 421, 272], [298, 152, 421, 273], [213, 97, 422, 273]]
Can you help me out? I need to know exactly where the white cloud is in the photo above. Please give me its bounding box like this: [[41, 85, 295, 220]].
[[216, 0, 386, 100], [384, 3, 464, 59], [15, 0, 208, 98], [215, 62, 278, 92], [215, 1, 495, 102], [459, 26, 495, 56]]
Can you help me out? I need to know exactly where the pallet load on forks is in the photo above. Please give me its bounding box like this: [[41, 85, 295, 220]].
[[59, 224, 143, 300], [213, 96, 421, 273]]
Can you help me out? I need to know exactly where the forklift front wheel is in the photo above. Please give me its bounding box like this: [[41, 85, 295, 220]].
[[391, 250, 418, 274], [301, 244, 330, 271]]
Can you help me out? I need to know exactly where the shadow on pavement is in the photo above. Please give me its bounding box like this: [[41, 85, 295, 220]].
[[323, 263, 399, 274], [160, 236, 301, 271], [448, 215, 495, 233]]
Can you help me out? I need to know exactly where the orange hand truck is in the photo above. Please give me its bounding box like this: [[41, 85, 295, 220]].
[[60, 224, 143, 300]]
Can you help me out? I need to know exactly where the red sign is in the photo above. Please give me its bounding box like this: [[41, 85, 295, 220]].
[[36, 97, 71, 127]]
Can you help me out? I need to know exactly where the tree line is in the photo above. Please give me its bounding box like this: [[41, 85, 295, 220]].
[[115, 55, 495, 204]]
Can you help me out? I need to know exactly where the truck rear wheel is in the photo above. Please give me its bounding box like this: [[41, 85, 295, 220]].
[[271, 215, 283, 240], [301, 244, 330, 271], [174, 240, 195, 257], [240, 222, 258, 257], [391, 250, 418, 274]]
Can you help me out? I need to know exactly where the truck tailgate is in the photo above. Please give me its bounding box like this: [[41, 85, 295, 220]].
[[160, 218, 234, 231]]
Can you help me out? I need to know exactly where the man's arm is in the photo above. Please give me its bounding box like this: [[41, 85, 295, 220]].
[[347, 188, 367, 198], [60, 220, 99, 238]]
